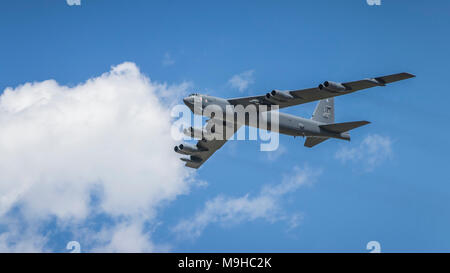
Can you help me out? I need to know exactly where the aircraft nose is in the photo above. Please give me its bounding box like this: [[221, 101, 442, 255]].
[[183, 96, 193, 106]]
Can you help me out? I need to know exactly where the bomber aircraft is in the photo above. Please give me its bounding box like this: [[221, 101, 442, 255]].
[[174, 73, 415, 168]]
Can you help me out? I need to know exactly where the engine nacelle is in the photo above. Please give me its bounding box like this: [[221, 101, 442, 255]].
[[183, 127, 207, 139], [318, 81, 348, 92], [365, 78, 386, 86], [174, 144, 206, 155], [270, 90, 294, 101], [264, 92, 278, 104], [180, 156, 202, 163]]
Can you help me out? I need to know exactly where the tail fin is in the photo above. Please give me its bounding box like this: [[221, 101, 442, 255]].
[[312, 98, 334, 124], [305, 121, 370, 148], [319, 121, 370, 133]]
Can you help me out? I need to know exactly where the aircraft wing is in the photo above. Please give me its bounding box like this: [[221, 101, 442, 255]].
[[227, 73, 415, 110], [181, 119, 242, 169]]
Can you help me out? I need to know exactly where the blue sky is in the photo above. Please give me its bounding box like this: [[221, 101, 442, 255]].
[[0, 0, 450, 252]]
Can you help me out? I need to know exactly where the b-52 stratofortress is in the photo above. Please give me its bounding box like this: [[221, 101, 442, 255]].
[[175, 73, 415, 168]]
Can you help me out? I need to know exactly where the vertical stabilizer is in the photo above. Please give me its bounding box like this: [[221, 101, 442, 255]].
[[311, 98, 334, 124]]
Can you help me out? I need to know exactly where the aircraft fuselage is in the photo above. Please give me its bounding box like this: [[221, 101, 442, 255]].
[[183, 94, 349, 141]]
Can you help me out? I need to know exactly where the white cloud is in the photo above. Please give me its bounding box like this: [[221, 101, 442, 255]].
[[335, 134, 393, 171], [286, 213, 303, 231], [173, 166, 319, 240], [66, 0, 81, 6], [162, 52, 175, 67], [264, 144, 286, 162], [0, 228, 48, 253], [228, 70, 255, 92], [88, 220, 170, 253], [0, 62, 194, 252]]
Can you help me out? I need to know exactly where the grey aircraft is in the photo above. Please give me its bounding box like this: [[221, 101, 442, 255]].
[[175, 73, 415, 168]]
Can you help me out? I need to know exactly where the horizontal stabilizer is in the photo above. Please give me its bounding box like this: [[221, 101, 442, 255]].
[[304, 137, 329, 148], [320, 121, 370, 133]]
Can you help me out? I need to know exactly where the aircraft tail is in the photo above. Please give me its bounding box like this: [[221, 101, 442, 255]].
[[311, 98, 334, 124], [319, 121, 370, 133], [304, 121, 369, 148], [304, 137, 329, 148], [306, 98, 369, 148]]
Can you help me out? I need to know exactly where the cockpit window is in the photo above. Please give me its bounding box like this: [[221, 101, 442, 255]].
[[188, 93, 199, 97]]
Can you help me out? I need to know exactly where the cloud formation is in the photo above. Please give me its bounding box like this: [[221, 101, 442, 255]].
[[0, 62, 193, 252], [228, 70, 255, 92], [264, 144, 287, 162], [0, 219, 48, 252], [162, 52, 175, 67], [335, 134, 393, 171], [173, 166, 319, 240]]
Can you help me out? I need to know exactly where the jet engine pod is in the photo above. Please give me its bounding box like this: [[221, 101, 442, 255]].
[[319, 81, 347, 92], [174, 145, 182, 154], [270, 90, 294, 101], [179, 143, 199, 153], [183, 127, 206, 139], [180, 156, 202, 163], [174, 143, 208, 155]]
